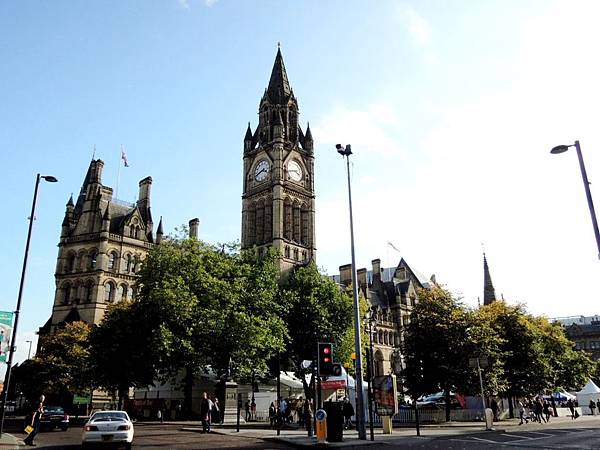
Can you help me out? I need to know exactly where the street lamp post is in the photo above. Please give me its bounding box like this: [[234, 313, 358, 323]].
[[335, 144, 366, 440], [551, 140, 600, 260], [365, 310, 375, 441], [0, 173, 57, 437]]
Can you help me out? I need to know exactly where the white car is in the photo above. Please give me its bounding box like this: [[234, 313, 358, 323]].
[[82, 410, 134, 449]]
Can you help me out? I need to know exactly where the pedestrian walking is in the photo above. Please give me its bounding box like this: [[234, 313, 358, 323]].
[[342, 398, 354, 430], [245, 399, 251, 422], [157, 409, 163, 424], [543, 400, 551, 423], [23, 394, 45, 446], [534, 398, 546, 423], [269, 402, 277, 428], [596, 399, 600, 413], [490, 398, 499, 422], [590, 399, 596, 416], [212, 397, 221, 424], [518, 400, 528, 425], [200, 392, 213, 433], [567, 398, 575, 419]]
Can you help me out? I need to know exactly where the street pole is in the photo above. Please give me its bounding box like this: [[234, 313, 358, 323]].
[[337, 144, 367, 440], [276, 354, 281, 436], [477, 358, 487, 410], [574, 141, 600, 260], [367, 315, 375, 441], [25, 340, 32, 360], [0, 173, 57, 437]]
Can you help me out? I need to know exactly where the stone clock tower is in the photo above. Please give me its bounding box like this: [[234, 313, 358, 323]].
[[241, 48, 316, 275]]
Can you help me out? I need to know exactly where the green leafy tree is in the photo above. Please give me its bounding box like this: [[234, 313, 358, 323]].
[[89, 301, 156, 409], [280, 262, 355, 401], [401, 286, 473, 421], [13, 321, 92, 406], [135, 236, 286, 414]]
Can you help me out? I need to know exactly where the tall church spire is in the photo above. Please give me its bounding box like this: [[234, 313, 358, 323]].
[[483, 253, 496, 306], [267, 47, 291, 104]]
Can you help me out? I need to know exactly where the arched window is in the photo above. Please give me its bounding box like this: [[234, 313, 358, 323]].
[[384, 331, 389, 345], [301, 204, 309, 245], [84, 281, 93, 303], [63, 283, 71, 304], [125, 254, 132, 273], [374, 350, 384, 377], [118, 284, 128, 302], [292, 201, 301, 242], [108, 252, 117, 271], [256, 199, 265, 245], [104, 282, 114, 303], [67, 253, 76, 273], [283, 198, 292, 240], [264, 198, 272, 243], [89, 251, 98, 270], [378, 329, 383, 344]]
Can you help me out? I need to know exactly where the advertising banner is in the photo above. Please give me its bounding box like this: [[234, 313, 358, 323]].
[[0, 311, 13, 363], [373, 374, 398, 416]]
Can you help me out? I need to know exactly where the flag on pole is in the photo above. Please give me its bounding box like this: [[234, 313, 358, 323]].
[[121, 146, 129, 167], [387, 241, 401, 253]]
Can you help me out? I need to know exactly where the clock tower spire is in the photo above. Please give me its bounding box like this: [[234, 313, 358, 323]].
[[241, 48, 316, 276]]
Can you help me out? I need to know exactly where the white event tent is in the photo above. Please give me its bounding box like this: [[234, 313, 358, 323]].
[[576, 379, 600, 415]]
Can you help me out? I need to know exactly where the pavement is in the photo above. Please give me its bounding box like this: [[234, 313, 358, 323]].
[[0, 433, 19, 449], [182, 415, 600, 448]]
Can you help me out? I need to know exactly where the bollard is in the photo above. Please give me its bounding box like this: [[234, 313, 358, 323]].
[[382, 416, 393, 434], [315, 409, 328, 444], [484, 408, 494, 431]]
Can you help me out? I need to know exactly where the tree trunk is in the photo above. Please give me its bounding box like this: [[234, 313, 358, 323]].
[[183, 365, 194, 418], [507, 394, 514, 419]]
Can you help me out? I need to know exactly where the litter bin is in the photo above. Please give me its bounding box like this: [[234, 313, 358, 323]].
[[323, 401, 344, 442]]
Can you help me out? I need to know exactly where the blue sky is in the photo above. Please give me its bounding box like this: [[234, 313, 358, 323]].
[[2, 0, 600, 367]]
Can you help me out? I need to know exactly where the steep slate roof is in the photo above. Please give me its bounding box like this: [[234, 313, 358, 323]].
[[267, 47, 291, 104], [483, 253, 496, 305]]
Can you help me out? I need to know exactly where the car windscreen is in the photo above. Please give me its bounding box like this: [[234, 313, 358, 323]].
[[44, 407, 64, 414], [91, 412, 128, 421]]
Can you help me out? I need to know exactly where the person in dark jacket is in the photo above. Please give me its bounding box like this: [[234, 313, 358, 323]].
[[343, 398, 354, 430], [23, 395, 45, 446], [200, 392, 213, 433]]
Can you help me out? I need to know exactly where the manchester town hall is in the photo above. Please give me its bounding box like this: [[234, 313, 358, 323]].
[[38, 49, 452, 384]]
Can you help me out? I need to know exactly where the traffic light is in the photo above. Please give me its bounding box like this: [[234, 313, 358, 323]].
[[318, 342, 333, 376]]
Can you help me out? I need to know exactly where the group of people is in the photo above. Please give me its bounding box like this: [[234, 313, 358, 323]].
[[268, 397, 313, 429], [199, 392, 221, 433], [518, 397, 554, 424]]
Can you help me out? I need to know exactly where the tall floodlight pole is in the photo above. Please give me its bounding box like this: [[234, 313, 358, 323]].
[[551, 140, 600, 260], [0, 173, 58, 437], [335, 144, 366, 440]]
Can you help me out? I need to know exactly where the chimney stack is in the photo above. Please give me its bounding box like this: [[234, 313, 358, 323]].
[[189, 218, 200, 239]]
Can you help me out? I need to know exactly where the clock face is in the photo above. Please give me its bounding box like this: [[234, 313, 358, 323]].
[[288, 160, 303, 182], [254, 160, 270, 181]]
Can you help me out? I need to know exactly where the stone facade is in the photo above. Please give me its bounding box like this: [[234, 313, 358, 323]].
[[241, 48, 316, 276], [336, 258, 436, 377], [39, 159, 162, 336]]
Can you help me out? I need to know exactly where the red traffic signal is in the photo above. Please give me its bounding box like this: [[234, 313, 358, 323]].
[[318, 343, 333, 376]]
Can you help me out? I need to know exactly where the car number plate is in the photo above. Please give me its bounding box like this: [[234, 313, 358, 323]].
[[102, 435, 113, 441]]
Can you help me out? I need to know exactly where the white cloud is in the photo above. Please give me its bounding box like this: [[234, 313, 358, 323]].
[[314, 1, 600, 318], [396, 4, 432, 48], [312, 104, 408, 157]]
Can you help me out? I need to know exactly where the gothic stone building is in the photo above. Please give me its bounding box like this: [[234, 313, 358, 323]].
[[39, 159, 163, 336], [241, 48, 316, 275], [336, 258, 436, 377]]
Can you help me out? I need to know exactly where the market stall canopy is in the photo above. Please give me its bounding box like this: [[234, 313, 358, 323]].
[[577, 379, 600, 395]]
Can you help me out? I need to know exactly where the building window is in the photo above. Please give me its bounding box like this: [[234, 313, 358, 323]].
[[90, 251, 98, 270], [126, 254, 132, 273], [104, 282, 114, 303], [108, 252, 117, 271], [84, 281, 93, 303], [63, 283, 71, 304], [118, 285, 128, 302], [67, 254, 76, 273]]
